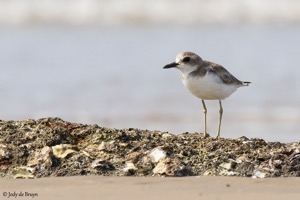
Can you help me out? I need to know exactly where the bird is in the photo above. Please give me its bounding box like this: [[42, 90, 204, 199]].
[[163, 51, 250, 138]]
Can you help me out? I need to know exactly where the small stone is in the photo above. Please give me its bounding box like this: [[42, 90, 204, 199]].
[[236, 156, 250, 163], [203, 170, 212, 176], [149, 148, 166, 163], [152, 161, 168, 175], [91, 159, 114, 170], [97, 141, 115, 151], [91, 159, 103, 168], [123, 162, 137, 173], [220, 162, 233, 170], [97, 142, 106, 151], [162, 133, 172, 138], [252, 169, 267, 178], [0, 144, 11, 159], [27, 146, 52, 169], [125, 152, 141, 163], [52, 144, 77, 158], [12, 167, 35, 179]]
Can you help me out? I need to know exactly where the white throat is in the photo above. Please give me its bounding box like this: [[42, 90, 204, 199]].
[[176, 64, 198, 78]]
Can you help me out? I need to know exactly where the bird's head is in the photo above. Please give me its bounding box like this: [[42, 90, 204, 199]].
[[163, 52, 203, 76]]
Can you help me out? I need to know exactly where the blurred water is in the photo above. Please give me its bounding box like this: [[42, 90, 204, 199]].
[[0, 25, 300, 142], [1, 0, 300, 25]]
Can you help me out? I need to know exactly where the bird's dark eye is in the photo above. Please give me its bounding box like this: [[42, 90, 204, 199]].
[[182, 57, 190, 62]]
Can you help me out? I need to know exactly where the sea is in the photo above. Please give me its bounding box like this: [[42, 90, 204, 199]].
[[0, 24, 300, 142]]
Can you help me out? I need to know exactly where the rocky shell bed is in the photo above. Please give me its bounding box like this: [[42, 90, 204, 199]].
[[0, 118, 299, 179]]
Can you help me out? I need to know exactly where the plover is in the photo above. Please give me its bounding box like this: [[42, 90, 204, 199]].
[[163, 52, 250, 138]]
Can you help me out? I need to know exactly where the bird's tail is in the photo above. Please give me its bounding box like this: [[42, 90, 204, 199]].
[[242, 81, 251, 86]]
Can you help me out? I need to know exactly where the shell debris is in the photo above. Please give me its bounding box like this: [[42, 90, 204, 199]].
[[0, 117, 299, 178]]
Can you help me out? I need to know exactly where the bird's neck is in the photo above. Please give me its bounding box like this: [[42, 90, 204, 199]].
[[178, 65, 199, 78]]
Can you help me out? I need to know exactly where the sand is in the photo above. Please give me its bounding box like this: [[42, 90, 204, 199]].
[[1, 176, 299, 200]]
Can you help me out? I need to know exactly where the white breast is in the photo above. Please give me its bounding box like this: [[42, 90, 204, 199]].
[[182, 72, 240, 100]]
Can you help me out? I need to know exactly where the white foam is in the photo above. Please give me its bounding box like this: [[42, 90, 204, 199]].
[[0, 0, 300, 25]]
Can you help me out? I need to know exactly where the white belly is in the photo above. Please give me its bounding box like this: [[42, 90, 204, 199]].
[[182, 73, 239, 100]]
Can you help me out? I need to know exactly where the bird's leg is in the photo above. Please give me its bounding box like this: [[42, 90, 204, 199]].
[[201, 100, 207, 137], [216, 100, 223, 138]]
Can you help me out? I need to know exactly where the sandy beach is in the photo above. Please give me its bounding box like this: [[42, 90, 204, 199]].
[[1, 176, 300, 200]]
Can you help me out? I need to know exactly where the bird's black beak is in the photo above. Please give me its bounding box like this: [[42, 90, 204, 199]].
[[163, 62, 179, 69]]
